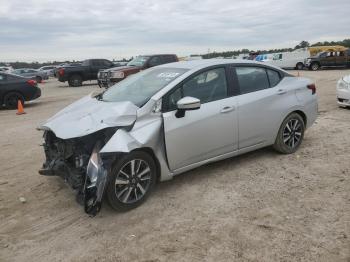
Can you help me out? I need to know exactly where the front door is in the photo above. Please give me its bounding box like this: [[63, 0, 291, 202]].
[[162, 67, 238, 171]]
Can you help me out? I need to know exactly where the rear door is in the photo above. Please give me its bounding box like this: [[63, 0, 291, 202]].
[[232, 66, 292, 148], [89, 60, 103, 79], [335, 51, 346, 67], [162, 66, 238, 171]]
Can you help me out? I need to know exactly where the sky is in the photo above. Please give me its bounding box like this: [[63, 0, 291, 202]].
[[0, 0, 349, 62]]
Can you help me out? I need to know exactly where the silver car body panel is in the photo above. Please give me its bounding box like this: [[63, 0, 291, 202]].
[[39, 59, 318, 214]]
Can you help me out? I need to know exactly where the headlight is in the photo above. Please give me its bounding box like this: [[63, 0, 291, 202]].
[[337, 79, 349, 90], [111, 71, 125, 79]]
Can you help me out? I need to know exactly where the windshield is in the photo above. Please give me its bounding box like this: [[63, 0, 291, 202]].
[[127, 56, 150, 67], [102, 67, 188, 107]]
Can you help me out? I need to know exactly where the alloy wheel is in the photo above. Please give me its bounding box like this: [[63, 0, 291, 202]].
[[114, 159, 151, 204], [283, 119, 302, 148]]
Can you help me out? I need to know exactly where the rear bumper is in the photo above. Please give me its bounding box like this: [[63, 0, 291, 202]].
[[26, 87, 41, 101]]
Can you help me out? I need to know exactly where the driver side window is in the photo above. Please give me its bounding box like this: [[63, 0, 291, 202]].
[[166, 67, 228, 111]]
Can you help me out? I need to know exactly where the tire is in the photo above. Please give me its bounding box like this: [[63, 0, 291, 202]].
[[68, 74, 83, 87], [3, 92, 24, 110], [273, 113, 305, 154], [296, 62, 304, 70], [36, 76, 42, 83], [310, 62, 320, 71], [106, 151, 157, 211]]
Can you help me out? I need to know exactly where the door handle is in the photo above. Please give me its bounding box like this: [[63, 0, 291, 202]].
[[220, 106, 235, 113], [277, 89, 287, 95]]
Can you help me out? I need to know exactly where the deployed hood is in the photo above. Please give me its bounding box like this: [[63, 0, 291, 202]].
[[39, 94, 138, 139]]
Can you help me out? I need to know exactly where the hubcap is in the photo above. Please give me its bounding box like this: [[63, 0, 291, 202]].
[[114, 159, 151, 204], [283, 119, 302, 148]]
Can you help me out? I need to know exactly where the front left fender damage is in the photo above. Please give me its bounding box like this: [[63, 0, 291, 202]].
[[39, 110, 172, 216]]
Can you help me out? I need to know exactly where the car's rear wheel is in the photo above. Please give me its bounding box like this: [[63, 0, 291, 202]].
[[68, 75, 83, 87], [273, 113, 305, 154], [296, 62, 304, 70], [3, 92, 24, 109], [310, 62, 320, 71], [106, 151, 157, 211]]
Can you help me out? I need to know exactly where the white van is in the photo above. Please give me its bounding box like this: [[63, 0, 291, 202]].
[[265, 48, 310, 70]]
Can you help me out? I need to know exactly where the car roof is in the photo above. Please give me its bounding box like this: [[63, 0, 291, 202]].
[[157, 59, 283, 70]]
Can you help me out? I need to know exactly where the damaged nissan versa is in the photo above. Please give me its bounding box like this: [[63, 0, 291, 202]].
[[38, 60, 318, 216]]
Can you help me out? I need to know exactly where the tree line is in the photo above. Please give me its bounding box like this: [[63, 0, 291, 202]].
[[201, 38, 350, 59]]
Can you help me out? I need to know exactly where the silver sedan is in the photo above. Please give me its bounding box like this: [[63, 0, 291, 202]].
[[38, 60, 318, 215]]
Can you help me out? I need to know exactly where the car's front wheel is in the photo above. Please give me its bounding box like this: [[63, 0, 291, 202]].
[[273, 113, 305, 154], [106, 151, 157, 211], [310, 62, 320, 71]]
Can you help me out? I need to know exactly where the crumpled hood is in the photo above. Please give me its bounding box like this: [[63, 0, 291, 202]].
[[39, 94, 138, 139]]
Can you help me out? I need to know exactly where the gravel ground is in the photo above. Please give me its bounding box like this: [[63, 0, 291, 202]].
[[0, 70, 349, 262]]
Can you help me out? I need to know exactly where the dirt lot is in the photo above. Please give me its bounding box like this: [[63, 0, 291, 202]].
[[1, 70, 349, 262]]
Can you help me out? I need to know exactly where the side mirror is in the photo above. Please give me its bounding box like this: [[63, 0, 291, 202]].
[[175, 96, 200, 118]]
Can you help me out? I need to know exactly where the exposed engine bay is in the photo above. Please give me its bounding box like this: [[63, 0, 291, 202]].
[[39, 128, 117, 216]]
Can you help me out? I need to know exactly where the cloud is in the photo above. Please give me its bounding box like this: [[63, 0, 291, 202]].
[[0, 0, 349, 61]]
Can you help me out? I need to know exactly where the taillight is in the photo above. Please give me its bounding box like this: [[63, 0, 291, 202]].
[[307, 83, 316, 95], [26, 79, 37, 86], [58, 68, 65, 76]]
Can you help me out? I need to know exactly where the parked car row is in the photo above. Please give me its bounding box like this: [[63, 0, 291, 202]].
[[12, 68, 49, 83]]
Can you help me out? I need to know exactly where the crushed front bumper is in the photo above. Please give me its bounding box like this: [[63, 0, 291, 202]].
[[39, 131, 114, 216]]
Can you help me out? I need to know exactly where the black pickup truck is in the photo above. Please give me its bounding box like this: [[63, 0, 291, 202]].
[[57, 59, 114, 86]]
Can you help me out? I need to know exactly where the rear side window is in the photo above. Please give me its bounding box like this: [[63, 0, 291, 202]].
[[235, 67, 270, 94], [92, 60, 102, 66], [102, 60, 112, 67], [148, 56, 162, 67], [267, 69, 281, 87]]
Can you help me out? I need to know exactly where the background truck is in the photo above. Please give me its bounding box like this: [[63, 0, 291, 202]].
[[305, 49, 350, 70], [97, 54, 178, 88], [57, 59, 114, 86]]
